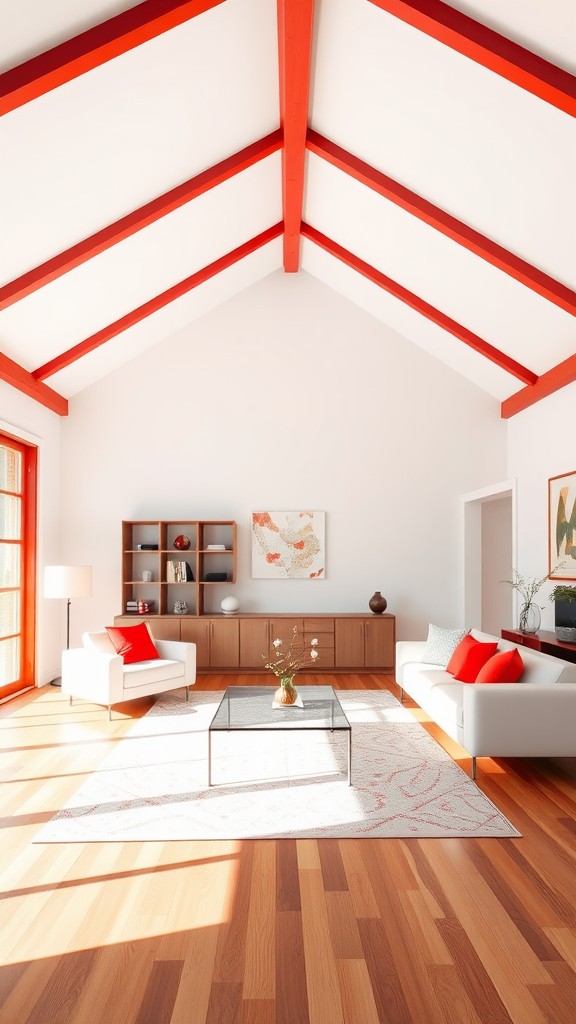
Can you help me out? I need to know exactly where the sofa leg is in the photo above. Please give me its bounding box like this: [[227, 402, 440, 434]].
[[108, 706, 112, 722], [69, 696, 73, 706], [400, 687, 405, 702], [472, 756, 477, 781], [185, 686, 189, 702]]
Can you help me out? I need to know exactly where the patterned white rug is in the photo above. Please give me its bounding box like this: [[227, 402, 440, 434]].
[[35, 690, 520, 841]]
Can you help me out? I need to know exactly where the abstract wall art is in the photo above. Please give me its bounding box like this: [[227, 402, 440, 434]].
[[251, 511, 325, 579], [549, 470, 576, 579]]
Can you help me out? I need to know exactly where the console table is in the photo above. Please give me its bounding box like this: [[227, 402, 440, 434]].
[[501, 628, 576, 665]]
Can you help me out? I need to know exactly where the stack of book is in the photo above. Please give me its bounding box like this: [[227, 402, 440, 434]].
[[167, 560, 194, 582], [126, 599, 155, 614]]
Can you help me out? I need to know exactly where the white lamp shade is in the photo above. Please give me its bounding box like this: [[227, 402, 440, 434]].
[[44, 565, 93, 599]]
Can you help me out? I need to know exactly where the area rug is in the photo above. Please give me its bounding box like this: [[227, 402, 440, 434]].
[[34, 690, 520, 842]]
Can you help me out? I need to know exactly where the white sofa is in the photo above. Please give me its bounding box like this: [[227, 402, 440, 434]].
[[396, 629, 576, 779], [62, 630, 197, 719]]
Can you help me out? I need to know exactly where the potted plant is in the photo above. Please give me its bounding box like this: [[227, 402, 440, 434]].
[[550, 584, 576, 643]]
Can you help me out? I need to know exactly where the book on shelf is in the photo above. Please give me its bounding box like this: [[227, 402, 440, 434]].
[[206, 544, 226, 550], [167, 560, 194, 583], [137, 543, 158, 550]]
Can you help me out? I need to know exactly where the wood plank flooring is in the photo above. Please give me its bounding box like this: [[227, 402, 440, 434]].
[[1, 674, 576, 1023]]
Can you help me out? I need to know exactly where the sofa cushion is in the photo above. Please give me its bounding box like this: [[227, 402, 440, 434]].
[[475, 647, 524, 684], [106, 622, 159, 664], [122, 658, 184, 689], [84, 631, 116, 654], [447, 634, 482, 675], [421, 623, 470, 666], [452, 641, 498, 683]]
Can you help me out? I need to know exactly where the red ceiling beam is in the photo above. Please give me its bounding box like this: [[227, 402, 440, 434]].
[[0, 131, 283, 312], [0, 0, 227, 117], [0, 352, 67, 415], [501, 354, 576, 419], [368, 0, 576, 117], [302, 223, 537, 385], [307, 130, 576, 317], [33, 223, 283, 381], [277, 0, 315, 271]]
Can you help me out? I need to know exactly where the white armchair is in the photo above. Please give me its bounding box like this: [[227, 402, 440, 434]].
[[62, 630, 196, 719]]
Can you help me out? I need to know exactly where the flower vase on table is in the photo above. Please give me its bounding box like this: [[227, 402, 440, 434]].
[[263, 626, 319, 707], [519, 602, 541, 635], [501, 565, 565, 637], [274, 676, 299, 706]]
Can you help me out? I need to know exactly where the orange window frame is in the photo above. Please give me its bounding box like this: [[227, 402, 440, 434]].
[[0, 430, 37, 699]]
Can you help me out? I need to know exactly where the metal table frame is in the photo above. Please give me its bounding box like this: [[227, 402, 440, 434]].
[[208, 685, 352, 787]]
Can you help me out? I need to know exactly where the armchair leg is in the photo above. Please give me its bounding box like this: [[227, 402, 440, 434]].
[[185, 686, 189, 702], [472, 756, 477, 781], [69, 696, 73, 706], [108, 706, 112, 722], [400, 687, 405, 702]]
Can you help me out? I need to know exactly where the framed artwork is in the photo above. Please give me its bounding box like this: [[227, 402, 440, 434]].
[[548, 470, 576, 579], [251, 511, 325, 579]]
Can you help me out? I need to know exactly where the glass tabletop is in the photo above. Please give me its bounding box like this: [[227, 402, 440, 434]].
[[209, 685, 350, 732]]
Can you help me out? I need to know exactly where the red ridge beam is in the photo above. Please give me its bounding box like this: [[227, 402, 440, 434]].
[[368, 0, 576, 117], [0, 0, 227, 116], [302, 222, 537, 385], [307, 130, 576, 316], [0, 351, 68, 415], [0, 131, 283, 312], [33, 223, 283, 381], [501, 354, 576, 418], [277, 0, 315, 271]]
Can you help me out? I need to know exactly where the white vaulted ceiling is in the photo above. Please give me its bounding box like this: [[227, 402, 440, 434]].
[[0, 0, 574, 417]]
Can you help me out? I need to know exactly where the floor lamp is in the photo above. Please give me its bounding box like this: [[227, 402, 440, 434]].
[[44, 565, 93, 686]]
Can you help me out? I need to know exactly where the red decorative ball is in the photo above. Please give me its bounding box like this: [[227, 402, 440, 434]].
[[174, 534, 190, 550]]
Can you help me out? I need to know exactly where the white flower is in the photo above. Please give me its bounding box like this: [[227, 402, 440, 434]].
[[311, 638, 318, 646], [310, 649, 319, 660], [273, 639, 282, 648]]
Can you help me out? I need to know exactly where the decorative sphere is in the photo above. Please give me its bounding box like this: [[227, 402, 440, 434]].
[[221, 595, 240, 615], [173, 534, 190, 550]]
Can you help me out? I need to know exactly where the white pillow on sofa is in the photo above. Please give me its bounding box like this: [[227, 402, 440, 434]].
[[421, 623, 470, 666]]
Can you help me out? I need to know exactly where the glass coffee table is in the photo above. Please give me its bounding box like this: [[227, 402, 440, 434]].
[[208, 685, 352, 786]]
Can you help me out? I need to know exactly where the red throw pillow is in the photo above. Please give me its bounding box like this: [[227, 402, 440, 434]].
[[105, 623, 159, 664], [447, 634, 480, 676], [452, 641, 498, 683], [475, 647, 524, 684]]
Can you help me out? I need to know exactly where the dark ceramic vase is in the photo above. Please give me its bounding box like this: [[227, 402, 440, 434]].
[[369, 591, 387, 614]]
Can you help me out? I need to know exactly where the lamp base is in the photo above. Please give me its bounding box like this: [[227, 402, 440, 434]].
[[49, 676, 62, 687]]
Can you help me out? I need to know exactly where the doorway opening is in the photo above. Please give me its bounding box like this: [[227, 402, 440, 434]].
[[463, 481, 515, 635]]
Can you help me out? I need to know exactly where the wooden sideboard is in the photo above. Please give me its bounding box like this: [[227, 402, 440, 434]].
[[501, 628, 576, 665], [114, 612, 396, 673]]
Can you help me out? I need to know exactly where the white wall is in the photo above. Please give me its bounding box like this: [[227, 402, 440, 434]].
[[508, 382, 576, 631], [59, 271, 507, 643], [0, 381, 62, 684]]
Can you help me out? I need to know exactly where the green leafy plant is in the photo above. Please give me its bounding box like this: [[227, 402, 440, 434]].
[[550, 584, 576, 603]]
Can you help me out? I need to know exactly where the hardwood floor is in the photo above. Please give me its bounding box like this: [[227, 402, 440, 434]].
[[1, 674, 576, 1024]]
